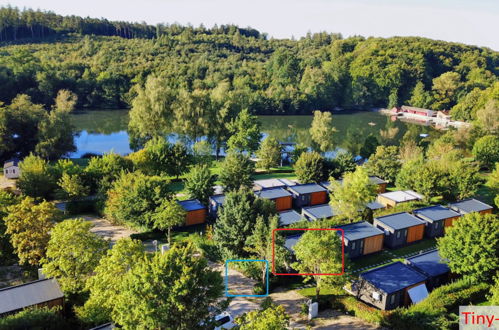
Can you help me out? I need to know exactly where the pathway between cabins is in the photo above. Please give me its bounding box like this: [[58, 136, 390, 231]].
[[80, 215, 137, 243]]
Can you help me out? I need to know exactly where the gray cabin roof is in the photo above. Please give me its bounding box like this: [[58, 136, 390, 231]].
[[335, 221, 384, 242], [448, 199, 493, 214], [302, 204, 337, 220], [413, 205, 461, 223], [253, 179, 287, 190], [333, 176, 387, 187], [406, 249, 450, 277], [288, 183, 327, 195], [375, 212, 425, 230], [0, 279, 63, 315], [284, 234, 302, 253], [279, 210, 304, 226], [366, 201, 385, 210], [209, 194, 225, 205], [378, 190, 423, 203], [360, 262, 427, 294], [3, 158, 19, 169], [255, 187, 291, 200], [178, 199, 205, 212]]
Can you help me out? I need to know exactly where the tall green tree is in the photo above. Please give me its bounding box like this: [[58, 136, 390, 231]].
[[294, 151, 325, 183], [408, 81, 431, 109], [184, 164, 215, 206], [111, 243, 224, 330], [310, 110, 335, 153], [42, 219, 108, 295], [365, 145, 401, 183], [438, 213, 498, 283], [0, 191, 18, 264], [16, 154, 57, 199], [292, 230, 346, 301], [227, 109, 262, 154], [329, 166, 377, 221], [5, 197, 59, 266], [236, 303, 289, 330], [152, 199, 186, 245], [432, 72, 462, 110], [84, 152, 133, 194], [257, 136, 282, 172], [219, 152, 254, 191], [472, 135, 499, 169]]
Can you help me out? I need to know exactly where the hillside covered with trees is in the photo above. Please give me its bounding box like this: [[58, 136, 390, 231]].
[[0, 6, 498, 121]]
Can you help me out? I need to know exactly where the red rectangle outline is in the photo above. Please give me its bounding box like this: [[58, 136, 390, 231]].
[[272, 228, 345, 276]]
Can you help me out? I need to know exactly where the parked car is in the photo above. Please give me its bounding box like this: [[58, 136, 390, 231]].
[[214, 311, 236, 329]]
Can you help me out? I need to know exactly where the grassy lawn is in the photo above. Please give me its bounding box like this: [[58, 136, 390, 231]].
[[252, 172, 297, 180], [298, 286, 343, 299], [388, 238, 437, 257], [350, 251, 393, 271]]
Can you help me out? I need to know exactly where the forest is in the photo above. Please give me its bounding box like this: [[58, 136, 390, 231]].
[[0, 6, 498, 121]]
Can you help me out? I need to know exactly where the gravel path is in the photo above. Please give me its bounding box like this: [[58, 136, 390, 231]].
[[80, 215, 137, 243]]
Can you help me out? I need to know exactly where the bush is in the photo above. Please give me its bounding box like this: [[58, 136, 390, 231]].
[[0, 307, 69, 330], [65, 200, 98, 215], [338, 296, 387, 325]]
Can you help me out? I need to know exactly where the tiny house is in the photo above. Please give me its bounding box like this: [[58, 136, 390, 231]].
[[334, 221, 384, 258], [253, 178, 287, 191], [0, 279, 64, 317], [353, 262, 428, 310], [448, 198, 493, 215], [377, 190, 423, 208], [208, 194, 225, 218], [405, 249, 450, 290], [413, 205, 461, 237], [302, 204, 337, 221], [288, 183, 328, 208], [278, 210, 304, 227], [254, 188, 293, 211], [373, 212, 426, 248], [178, 199, 207, 226], [3, 159, 20, 179]]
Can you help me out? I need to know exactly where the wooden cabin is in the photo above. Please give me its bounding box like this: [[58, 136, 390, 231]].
[[335, 221, 384, 258], [208, 194, 225, 218], [405, 249, 450, 290], [178, 199, 207, 226], [254, 188, 292, 211], [302, 204, 337, 221], [448, 198, 493, 215], [3, 159, 20, 179], [353, 262, 428, 310], [288, 183, 328, 208], [373, 212, 426, 248], [278, 210, 304, 227], [377, 190, 423, 208], [413, 205, 461, 237], [0, 279, 64, 317]]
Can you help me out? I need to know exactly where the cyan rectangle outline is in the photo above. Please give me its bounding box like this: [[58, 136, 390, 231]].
[[225, 259, 269, 297]]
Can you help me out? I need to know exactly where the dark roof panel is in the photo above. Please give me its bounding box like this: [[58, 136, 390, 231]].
[[448, 199, 493, 214], [288, 183, 327, 195], [284, 234, 302, 252], [178, 199, 205, 211], [255, 187, 292, 200], [369, 176, 387, 185], [335, 221, 384, 242], [209, 195, 225, 205], [413, 205, 461, 223], [360, 262, 427, 294], [375, 212, 425, 230], [302, 204, 337, 220], [406, 250, 450, 277], [279, 210, 304, 226]]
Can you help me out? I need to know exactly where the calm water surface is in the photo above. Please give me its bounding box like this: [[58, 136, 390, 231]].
[[70, 110, 437, 157]]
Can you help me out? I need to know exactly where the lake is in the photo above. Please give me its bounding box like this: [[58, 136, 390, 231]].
[[69, 110, 437, 157]]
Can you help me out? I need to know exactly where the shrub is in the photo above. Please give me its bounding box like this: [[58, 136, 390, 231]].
[[338, 296, 387, 325], [0, 307, 69, 330]]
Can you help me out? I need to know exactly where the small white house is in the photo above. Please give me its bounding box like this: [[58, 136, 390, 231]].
[[3, 159, 20, 179]]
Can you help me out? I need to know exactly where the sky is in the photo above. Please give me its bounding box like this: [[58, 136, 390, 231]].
[[3, 0, 499, 50]]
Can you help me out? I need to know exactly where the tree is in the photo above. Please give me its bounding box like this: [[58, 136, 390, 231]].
[[432, 72, 462, 110], [438, 213, 498, 283], [449, 161, 482, 200], [0, 307, 69, 330], [359, 134, 379, 159], [151, 199, 186, 245], [490, 275, 499, 306], [41, 219, 108, 295], [16, 154, 57, 199], [84, 152, 133, 194], [111, 243, 224, 329], [310, 110, 335, 153], [184, 164, 215, 206], [409, 81, 431, 109], [0, 191, 18, 264], [57, 173, 89, 200], [476, 100, 499, 134], [329, 166, 377, 221], [192, 140, 213, 165], [327, 151, 356, 179], [227, 109, 262, 154], [365, 146, 401, 183], [104, 171, 171, 228], [257, 136, 282, 172], [245, 215, 286, 285], [213, 189, 259, 258], [137, 138, 191, 178], [76, 238, 145, 325], [487, 163, 499, 208], [399, 139, 424, 163], [5, 197, 58, 266], [236, 303, 289, 330], [219, 152, 254, 191], [292, 230, 345, 300], [472, 135, 499, 169], [294, 151, 325, 183]]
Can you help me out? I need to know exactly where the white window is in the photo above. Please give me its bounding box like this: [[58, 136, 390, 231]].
[[390, 294, 396, 305], [351, 241, 356, 250], [372, 292, 381, 301]]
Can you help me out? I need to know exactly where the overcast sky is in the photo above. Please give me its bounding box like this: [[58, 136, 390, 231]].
[[4, 0, 499, 50]]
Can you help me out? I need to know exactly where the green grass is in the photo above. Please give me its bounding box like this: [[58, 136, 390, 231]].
[[252, 172, 297, 180], [388, 238, 437, 257], [350, 251, 393, 271]]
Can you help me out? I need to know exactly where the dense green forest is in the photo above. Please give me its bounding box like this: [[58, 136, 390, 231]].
[[0, 7, 498, 120]]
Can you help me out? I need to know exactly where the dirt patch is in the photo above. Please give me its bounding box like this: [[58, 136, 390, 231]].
[[312, 309, 382, 329], [78, 215, 137, 243]]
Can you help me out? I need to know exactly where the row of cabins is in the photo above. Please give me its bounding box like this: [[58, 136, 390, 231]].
[[284, 199, 493, 259]]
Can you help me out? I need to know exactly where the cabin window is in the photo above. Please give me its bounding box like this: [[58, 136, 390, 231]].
[[372, 291, 381, 301], [360, 240, 364, 249], [396, 231, 401, 239], [351, 241, 356, 250], [390, 294, 396, 305], [404, 229, 408, 237], [435, 222, 439, 229]]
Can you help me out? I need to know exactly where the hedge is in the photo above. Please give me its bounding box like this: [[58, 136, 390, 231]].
[[0, 307, 69, 330]]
